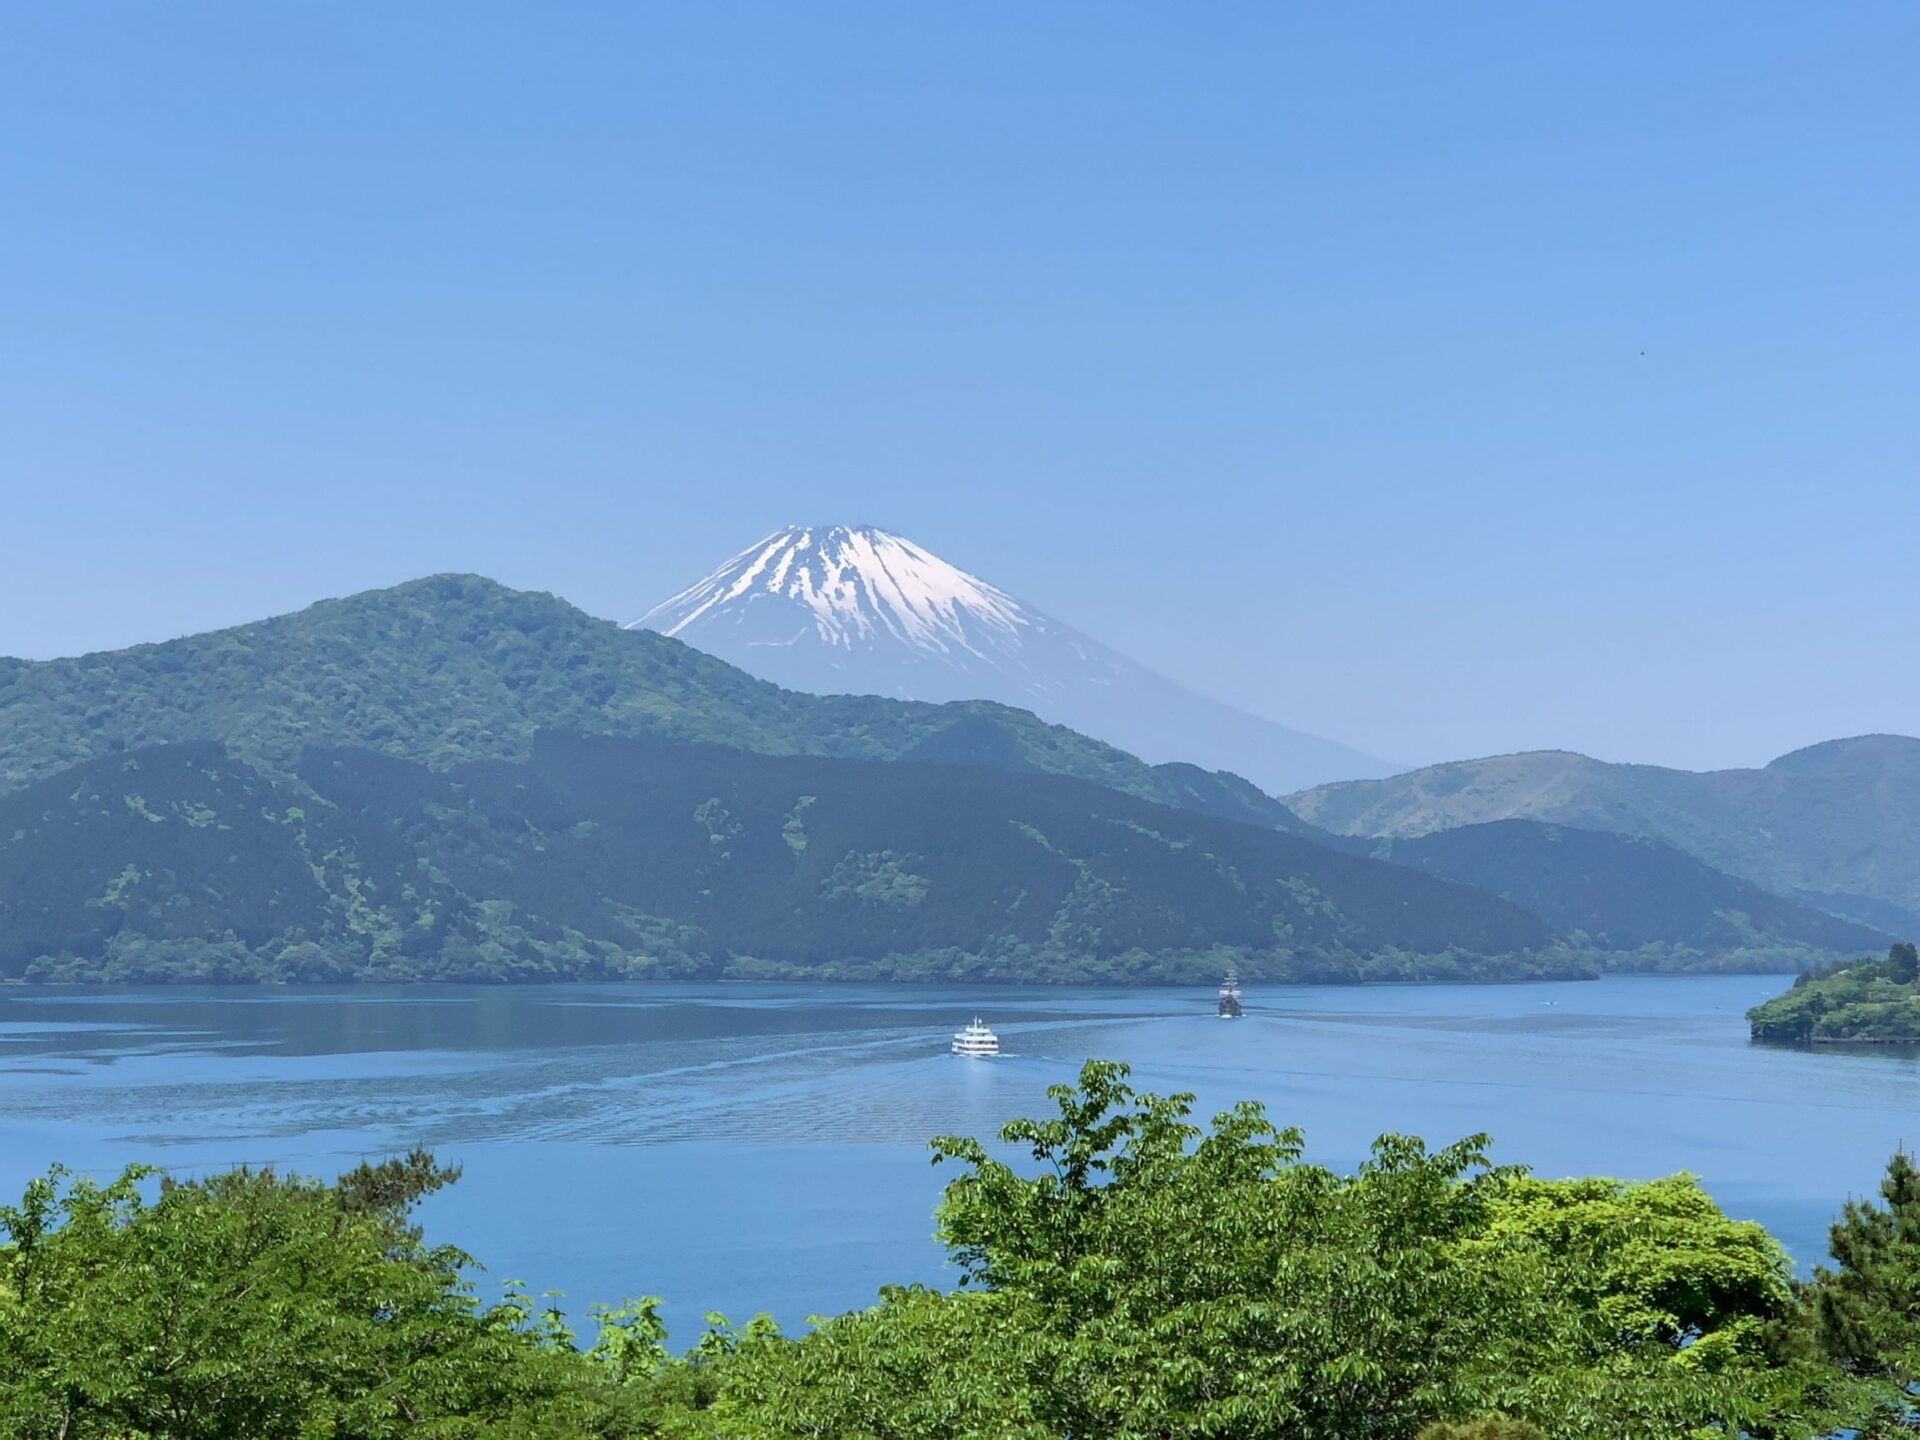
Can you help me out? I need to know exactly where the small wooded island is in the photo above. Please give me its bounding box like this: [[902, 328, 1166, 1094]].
[[1748, 942, 1920, 1044]]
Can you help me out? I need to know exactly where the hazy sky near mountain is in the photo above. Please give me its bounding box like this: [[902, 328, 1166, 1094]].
[[3, 4, 1915, 772]]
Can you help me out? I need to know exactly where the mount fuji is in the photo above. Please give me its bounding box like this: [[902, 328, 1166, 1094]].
[[628, 525, 1396, 793]]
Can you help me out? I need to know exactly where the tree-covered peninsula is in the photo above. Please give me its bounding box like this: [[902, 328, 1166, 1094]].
[[1748, 943, 1920, 1044], [5, 1062, 1918, 1439]]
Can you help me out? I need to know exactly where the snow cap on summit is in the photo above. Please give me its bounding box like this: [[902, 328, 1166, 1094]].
[[631, 525, 1029, 659], [627, 523, 1396, 792]]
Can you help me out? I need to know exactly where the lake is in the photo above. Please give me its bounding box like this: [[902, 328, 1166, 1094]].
[[3, 975, 1916, 1342]]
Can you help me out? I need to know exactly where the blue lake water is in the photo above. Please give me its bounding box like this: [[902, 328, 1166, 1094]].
[[3, 975, 1917, 1342]]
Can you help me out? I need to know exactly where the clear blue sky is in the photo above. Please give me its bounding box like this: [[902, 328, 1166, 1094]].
[[2, 3, 1914, 771]]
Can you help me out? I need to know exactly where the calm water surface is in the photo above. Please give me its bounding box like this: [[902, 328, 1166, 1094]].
[[3, 976, 1916, 1339]]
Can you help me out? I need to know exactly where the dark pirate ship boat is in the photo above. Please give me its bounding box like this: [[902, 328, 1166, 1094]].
[[1217, 970, 1243, 1019]]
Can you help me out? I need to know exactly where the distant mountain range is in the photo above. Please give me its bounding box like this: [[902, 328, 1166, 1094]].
[[0, 574, 1897, 982], [1289, 738, 1920, 935], [629, 525, 1395, 795], [1361, 820, 1890, 970]]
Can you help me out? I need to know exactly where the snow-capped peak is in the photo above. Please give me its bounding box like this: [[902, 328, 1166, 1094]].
[[630, 525, 1034, 660], [627, 523, 1396, 792]]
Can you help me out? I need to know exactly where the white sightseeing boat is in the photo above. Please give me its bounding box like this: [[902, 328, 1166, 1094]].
[[951, 1017, 1000, 1056]]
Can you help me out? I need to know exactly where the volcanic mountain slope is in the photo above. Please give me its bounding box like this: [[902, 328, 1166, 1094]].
[[0, 735, 1565, 985], [0, 573, 1310, 834], [629, 525, 1394, 794], [1288, 738, 1920, 934]]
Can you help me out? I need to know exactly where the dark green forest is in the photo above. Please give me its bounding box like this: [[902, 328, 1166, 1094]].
[[1749, 944, 1920, 1044], [0, 734, 1566, 984], [5, 1062, 1918, 1439]]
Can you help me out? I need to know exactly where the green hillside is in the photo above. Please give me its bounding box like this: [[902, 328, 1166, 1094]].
[[0, 735, 1567, 985], [1371, 820, 1892, 972], [1287, 737, 1920, 932], [0, 574, 1311, 835]]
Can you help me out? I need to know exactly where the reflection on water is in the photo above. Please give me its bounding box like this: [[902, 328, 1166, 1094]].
[[3, 976, 1917, 1336]]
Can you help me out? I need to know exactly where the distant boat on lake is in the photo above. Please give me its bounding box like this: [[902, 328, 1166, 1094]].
[[1218, 971, 1244, 1019], [951, 1018, 1000, 1056]]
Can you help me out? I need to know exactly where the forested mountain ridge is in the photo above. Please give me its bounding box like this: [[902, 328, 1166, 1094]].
[[0, 734, 1566, 985], [1287, 737, 1920, 933], [4, 575, 1892, 982], [0, 574, 1312, 835], [1367, 820, 1892, 973]]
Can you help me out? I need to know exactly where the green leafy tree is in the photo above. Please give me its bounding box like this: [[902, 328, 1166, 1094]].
[[1417, 1422, 1546, 1440], [729, 1060, 1853, 1440], [926, 1060, 1524, 1439], [1475, 1173, 1796, 1367], [724, 1285, 1035, 1439], [0, 1161, 646, 1440]]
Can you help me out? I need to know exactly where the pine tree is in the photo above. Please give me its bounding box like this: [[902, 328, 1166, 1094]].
[[1888, 941, 1918, 986], [1813, 1149, 1920, 1378]]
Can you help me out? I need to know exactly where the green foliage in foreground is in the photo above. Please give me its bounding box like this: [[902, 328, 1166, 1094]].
[[0, 1153, 651, 1439], [4, 1064, 1917, 1438], [1415, 1423, 1548, 1440], [731, 1063, 1861, 1440], [1749, 943, 1920, 1043]]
